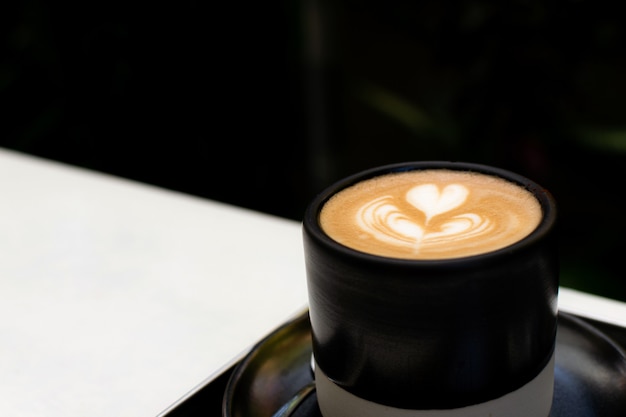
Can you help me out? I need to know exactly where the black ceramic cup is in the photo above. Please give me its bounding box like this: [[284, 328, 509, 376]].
[[303, 161, 558, 417]]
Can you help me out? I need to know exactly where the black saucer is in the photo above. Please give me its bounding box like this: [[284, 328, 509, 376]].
[[223, 311, 626, 417]]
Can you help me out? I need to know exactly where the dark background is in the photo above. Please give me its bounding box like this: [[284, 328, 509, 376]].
[[2, 0, 626, 302]]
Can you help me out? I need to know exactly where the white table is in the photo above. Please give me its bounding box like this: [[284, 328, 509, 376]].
[[0, 147, 624, 417]]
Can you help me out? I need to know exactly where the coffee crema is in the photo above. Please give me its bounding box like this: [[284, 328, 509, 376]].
[[320, 169, 542, 259]]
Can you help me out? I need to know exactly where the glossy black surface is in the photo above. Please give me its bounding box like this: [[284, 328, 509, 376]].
[[224, 311, 626, 417]]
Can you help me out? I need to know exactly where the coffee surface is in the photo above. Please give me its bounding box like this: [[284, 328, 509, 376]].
[[320, 169, 542, 259]]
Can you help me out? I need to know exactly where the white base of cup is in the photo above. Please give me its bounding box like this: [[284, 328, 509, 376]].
[[314, 352, 555, 417]]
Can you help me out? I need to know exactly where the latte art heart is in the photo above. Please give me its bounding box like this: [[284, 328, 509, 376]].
[[357, 185, 493, 254], [405, 184, 469, 223], [320, 169, 542, 259]]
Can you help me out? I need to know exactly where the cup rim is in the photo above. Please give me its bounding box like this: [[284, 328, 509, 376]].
[[303, 160, 558, 269]]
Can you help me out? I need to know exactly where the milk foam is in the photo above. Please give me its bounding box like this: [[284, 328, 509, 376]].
[[320, 170, 542, 259]]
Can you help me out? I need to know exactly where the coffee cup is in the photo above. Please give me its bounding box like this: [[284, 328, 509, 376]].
[[302, 161, 558, 417]]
